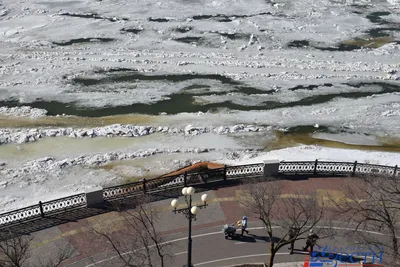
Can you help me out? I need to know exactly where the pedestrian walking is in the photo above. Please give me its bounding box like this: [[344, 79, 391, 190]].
[[287, 227, 297, 254], [239, 216, 249, 237], [303, 229, 319, 255]]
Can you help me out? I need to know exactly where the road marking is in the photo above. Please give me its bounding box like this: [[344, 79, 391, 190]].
[[174, 251, 187, 256], [236, 190, 247, 207], [214, 197, 236, 202], [280, 194, 311, 199], [321, 226, 384, 236], [194, 253, 289, 266], [80, 225, 386, 267], [81, 227, 269, 267]]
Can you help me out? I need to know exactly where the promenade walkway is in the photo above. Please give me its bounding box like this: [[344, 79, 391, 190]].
[[19, 176, 384, 267]]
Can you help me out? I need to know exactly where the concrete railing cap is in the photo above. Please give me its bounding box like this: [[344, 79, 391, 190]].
[[263, 159, 280, 164], [85, 187, 103, 194]]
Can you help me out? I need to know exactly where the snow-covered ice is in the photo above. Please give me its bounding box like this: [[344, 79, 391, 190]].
[[224, 145, 400, 166], [0, 106, 47, 118], [0, 124, 267, 145]]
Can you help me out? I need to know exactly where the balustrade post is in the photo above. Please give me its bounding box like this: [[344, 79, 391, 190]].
[[394, 165, 398, 178], [313, 159, 318, 175], [263, 160, 280, 177], [142, 178, 147, 193], [85, 187, 104, 208], [184, 172, 188, 187], [223, 165, 227, 181], [352, 161, 358, 177], [39, 201, 44, 218]]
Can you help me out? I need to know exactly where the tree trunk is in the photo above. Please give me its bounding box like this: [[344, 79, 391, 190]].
[[392, 232, 399, 262], [268, 252, 275, 267], [144, 244, 153, 267], [155, 244, 164, 267], [160, 255, 164, 267], [268, 242, 275, 267]]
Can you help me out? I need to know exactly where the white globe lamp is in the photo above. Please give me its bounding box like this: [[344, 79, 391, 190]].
[[182, 187, 188, 195], [171, 199, 179, 208], [191, 206, 198, 215], [187, 187, 195, 195]]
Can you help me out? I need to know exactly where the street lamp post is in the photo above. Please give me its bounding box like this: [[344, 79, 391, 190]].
[[171, 187, 208, 267]]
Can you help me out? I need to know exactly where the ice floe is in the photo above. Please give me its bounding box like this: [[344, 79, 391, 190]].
[[0, 124, 266, 145], [0, 106, 48, 118]]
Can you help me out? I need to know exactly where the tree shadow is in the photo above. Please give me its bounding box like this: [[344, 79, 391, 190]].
[[250, 233, 281, 243]]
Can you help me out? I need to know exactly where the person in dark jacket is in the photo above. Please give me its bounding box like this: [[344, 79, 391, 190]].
[[287, 227, 297, 254], [303, 229, 319, 255]]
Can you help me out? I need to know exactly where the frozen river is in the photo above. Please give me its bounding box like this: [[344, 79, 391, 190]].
[[0, 0, 399, 212]]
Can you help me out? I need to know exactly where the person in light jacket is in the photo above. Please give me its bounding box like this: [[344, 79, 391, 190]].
[[240, 216, 249, 237]]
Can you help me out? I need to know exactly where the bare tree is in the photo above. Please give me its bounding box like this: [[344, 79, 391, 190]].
[[34, 242, 76, 267], [0, 234, 32, 267], [240, 178, 333, 267], [93, 195, 171, 267], [92, 226, 147, 267], [331, 174, 400, 266], [0, 232, 75, 267]]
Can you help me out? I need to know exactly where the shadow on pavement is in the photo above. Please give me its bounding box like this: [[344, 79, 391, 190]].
[[228, 233, 281, 243], [0, 207, 108, 241], [290, 248, 310, 255], [232, 235, 257, 243]]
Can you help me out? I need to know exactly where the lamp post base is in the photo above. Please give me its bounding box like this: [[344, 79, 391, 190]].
[[183, 265, 194, 267]]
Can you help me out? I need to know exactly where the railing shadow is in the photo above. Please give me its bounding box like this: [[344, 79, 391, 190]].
[[276, 173, 349, 180], [0, 207, 108, 241]]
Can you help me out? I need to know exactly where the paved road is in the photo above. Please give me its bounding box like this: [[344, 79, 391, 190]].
[[64, 221, 387, 267]]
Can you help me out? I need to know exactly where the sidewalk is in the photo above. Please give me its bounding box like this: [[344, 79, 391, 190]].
[[26, 176, 356, 266]]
